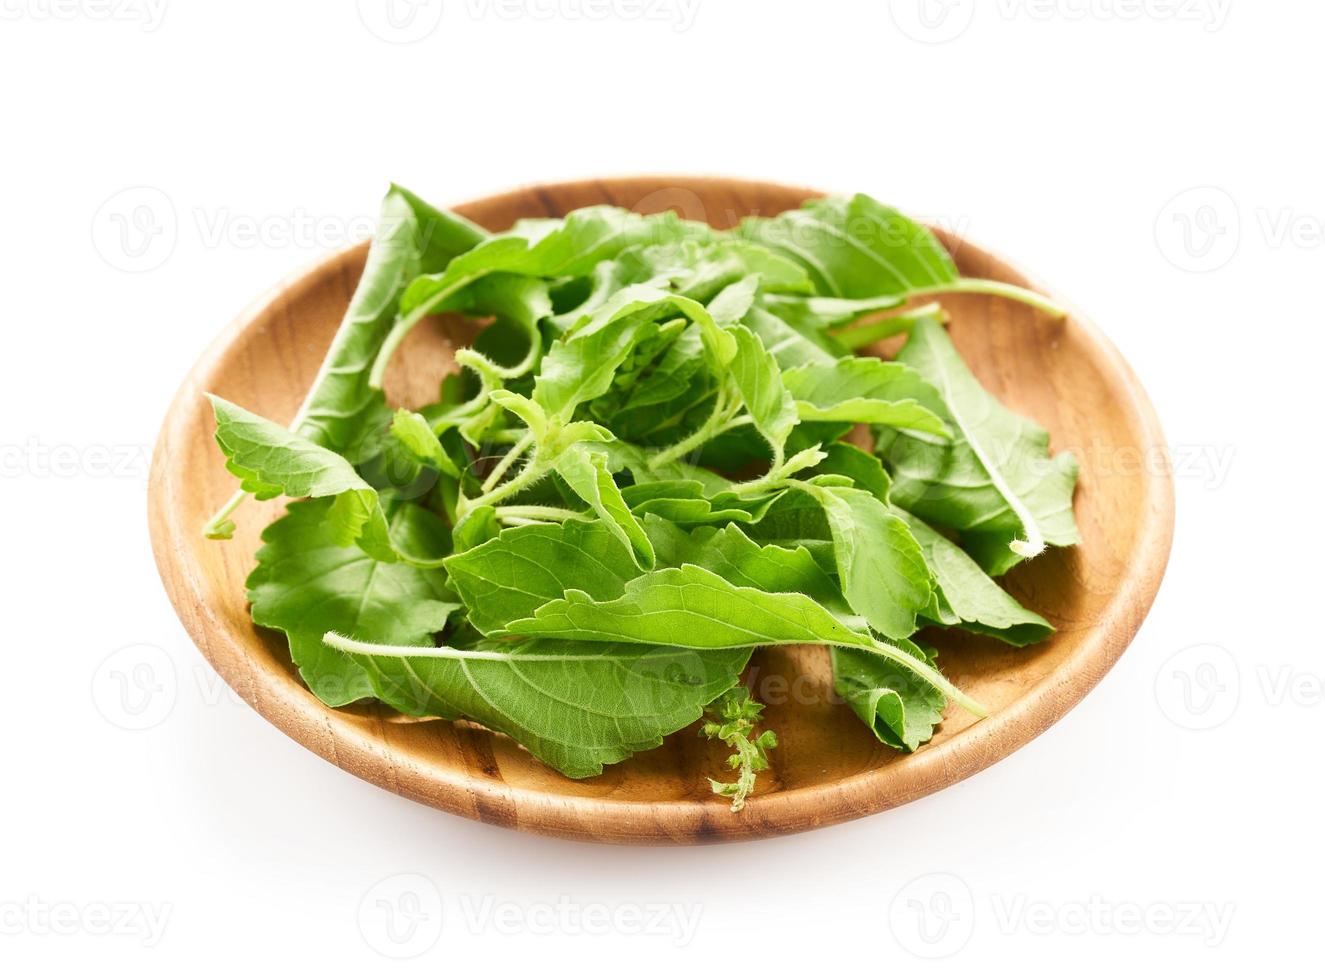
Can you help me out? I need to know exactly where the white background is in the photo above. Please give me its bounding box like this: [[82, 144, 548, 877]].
[[2, 0, 1319, 975]]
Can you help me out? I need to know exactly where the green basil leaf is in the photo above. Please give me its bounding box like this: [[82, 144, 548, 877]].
[[739, 194, 958, 298], [444, 518, 639, 634], [500, 563, 980, 715], [351, 639, 750, 779], [554, 444, 655, 569], [832, 638, 946, 751], [248, 499, 458, 706], [794, 481, 934, 640], [727, 323, 798, 462], [897, 508, 1053, 646], [298, 185, 487, 456], [784, 356, 951, 437], [880, 318, 1079, 574]]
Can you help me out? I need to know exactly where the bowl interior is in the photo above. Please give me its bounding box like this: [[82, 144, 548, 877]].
[[150, 177, 1172, 842]]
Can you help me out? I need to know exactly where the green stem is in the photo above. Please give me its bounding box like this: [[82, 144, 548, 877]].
[[368, 277, 483, 389], [324, 632, 588, 661], [481, 432, 533, 493], [369, 305, 429, 389], [727, 472, 780, 497], [833, 302, 948, 350], [202, 488, 247, 539], [326, 631, 723, 664], [910, 278, 1066, 318], [497, 326, 543, 381], [651, 389, 732, 467], [846, 636, 987, 718], [495, 505, 586, 524], [458, 449, 549, 518]]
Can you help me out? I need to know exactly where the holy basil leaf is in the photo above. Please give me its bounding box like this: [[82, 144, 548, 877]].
[[298, 185, 487, 455], [582, 283, 737, 370], [727, 323, 798, 463], [793, 481, 934, 640], [389, 408, 461, 478], [618, 239, 813, 302], [745, 305, 844, 369], [898, 508, 1053, 646], [739, 193, 958, 298], [351, 638, 751, 779], [400, 206, 692, 317], [247, 498, 458, 706], [544, 257, 661, 335], [451, 504, 501, 554], [373, 209, 710, 390], [208, 395, 396, 559], [832, 638, 946, 752], [554, 444, 655, 568], [761, 293, 906, 335], [879, 318, 1079, 574], [451, 273, 552, 379], [748, 483, 834, 544], [204, 188, 1079, 804], [202, 187, 484, 540], [604, 441, 734, 496], [705, 274, 759, 326], [444, 518, 639, 634], [811, 441, 894, 502], [500, 564, 981, 715], [644, 518, 849, 616], [539, 327, 657, 426], [592, 324, 717, 445], [783, 356, 951, 437], [621, 480, 780, 526]]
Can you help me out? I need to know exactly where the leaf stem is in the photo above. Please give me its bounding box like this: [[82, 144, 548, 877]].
[[651, 389, 732, 467], [202, 488, 247, 539], [910, 278, 1066, 318], [844, 636, 988, 718], [717, 413, 752, 434], [832, 302, 948, 350], [368, 284, 471, 390], [458, 448, 548, 518], [325, 632, 567, 661], [481, 432, 534, 493], [495, 505, 587, 524], [324, 631, 676, 663]]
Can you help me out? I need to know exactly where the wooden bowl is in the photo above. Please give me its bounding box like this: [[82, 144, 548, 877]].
[[149, 177, 1174, 844]]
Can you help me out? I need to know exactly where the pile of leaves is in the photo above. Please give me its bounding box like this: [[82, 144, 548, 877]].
[[203, 185, 1079, 811]]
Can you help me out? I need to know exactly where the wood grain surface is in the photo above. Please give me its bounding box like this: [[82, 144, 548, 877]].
[[148, 176, 1174, 844]]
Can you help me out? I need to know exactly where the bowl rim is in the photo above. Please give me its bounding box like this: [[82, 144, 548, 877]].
[[148, 175, 1175, 844]]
